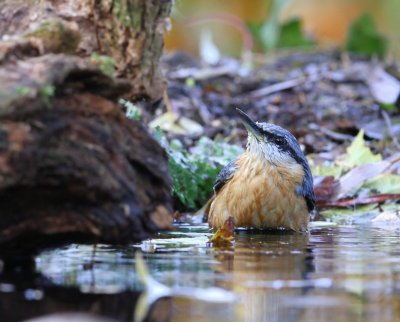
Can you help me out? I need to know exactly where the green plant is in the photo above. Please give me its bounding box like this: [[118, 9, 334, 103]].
[[247, 0, 314, 51], [120, 99, 142, 120], [345, 13, 388, 59], [276, 18, 315, 48], [155, 133, 243, 210]]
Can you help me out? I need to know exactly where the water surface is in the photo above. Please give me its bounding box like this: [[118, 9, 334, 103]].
[[1, 223, 400, 322]]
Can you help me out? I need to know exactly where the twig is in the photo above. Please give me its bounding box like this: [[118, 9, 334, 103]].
[[381, 109, 400, 150], [195, 99, 212, 124], [168, 64, 236, 80], [318, 194, 400, 208], [248, 78, 303, 98], [163, 89, 173, 113], [318, 126, 354, 142]]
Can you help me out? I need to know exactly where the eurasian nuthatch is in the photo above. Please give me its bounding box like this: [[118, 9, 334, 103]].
[[207, 108, 315, 232]]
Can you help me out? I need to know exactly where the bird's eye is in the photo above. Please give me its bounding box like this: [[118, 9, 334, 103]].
[[275, 137, 285, 145]]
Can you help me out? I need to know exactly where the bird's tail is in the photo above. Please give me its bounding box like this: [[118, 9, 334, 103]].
[[194, 195, 214, 223]]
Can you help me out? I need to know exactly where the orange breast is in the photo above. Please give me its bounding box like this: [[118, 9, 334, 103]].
[[208, 153, 309, 232]]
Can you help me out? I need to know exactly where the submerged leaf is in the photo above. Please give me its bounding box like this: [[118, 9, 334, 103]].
[[210, 216, 235, 244]]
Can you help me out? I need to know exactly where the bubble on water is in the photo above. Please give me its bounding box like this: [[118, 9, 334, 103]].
[[24, 289, 44, 301], [0, 283, 15, 293]]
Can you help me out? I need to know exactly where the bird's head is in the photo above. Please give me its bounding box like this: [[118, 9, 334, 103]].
[[236, 108, 307, 169]]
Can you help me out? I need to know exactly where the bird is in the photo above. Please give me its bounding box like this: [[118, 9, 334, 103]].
[[206, 108, 315, 232]]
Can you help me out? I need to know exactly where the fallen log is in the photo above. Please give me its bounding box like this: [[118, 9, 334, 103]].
[[0, 53, 173, 256]]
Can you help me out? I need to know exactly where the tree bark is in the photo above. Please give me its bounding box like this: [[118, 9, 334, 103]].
[[0, 0, 173, 101], [0, 1, 174, 255]]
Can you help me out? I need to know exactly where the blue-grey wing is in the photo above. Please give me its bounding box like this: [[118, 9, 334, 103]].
[[214, 159, 238, 193], [296, 165, 315, 212]]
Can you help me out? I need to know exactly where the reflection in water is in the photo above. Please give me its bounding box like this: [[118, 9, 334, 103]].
[[1, 224, 400, 322], [214, 231, 311, 322]]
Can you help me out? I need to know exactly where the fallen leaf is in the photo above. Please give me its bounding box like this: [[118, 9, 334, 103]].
[[367, 64, 400, 105], [320, 204, 378, 224], [149, 111, 203, 136], [338, 130, 382, 168], [140, 240, 157, 253], [335, 160, 391, 199], [210, 216, 235, 244], [173, 211, 182, 220], [313, 176, 339, 204], [361, 117, 400, 140], [312, 164, 343, 178], [363, 174, 400, 194]]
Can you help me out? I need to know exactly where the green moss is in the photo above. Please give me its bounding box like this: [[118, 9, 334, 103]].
[[90, 53, 116, 77], [129, 10, 142, 29], [39, 85, 55, 108], [24, 20, 81, 53], [15, 86, 32, 97], [112, 0, 129, 27], [111, 0, 142, 29]]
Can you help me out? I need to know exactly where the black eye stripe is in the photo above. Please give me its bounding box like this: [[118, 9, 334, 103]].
[[274, 137, 285, 144], [262, 132, 286, 145]]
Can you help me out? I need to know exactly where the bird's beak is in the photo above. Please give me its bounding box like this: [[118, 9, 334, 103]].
[[236, 108, 263, 140]]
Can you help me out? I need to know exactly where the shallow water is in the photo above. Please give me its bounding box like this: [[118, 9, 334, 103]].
[[1, 223, 400, 322]]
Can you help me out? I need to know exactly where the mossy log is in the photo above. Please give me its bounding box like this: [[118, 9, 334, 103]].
[[0, 0, 172, 101], [0, 52, 172, 256]]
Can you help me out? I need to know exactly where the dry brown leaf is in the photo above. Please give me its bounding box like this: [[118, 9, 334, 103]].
[[210, 216, 235, 244], [314, 176, 339, 205]]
